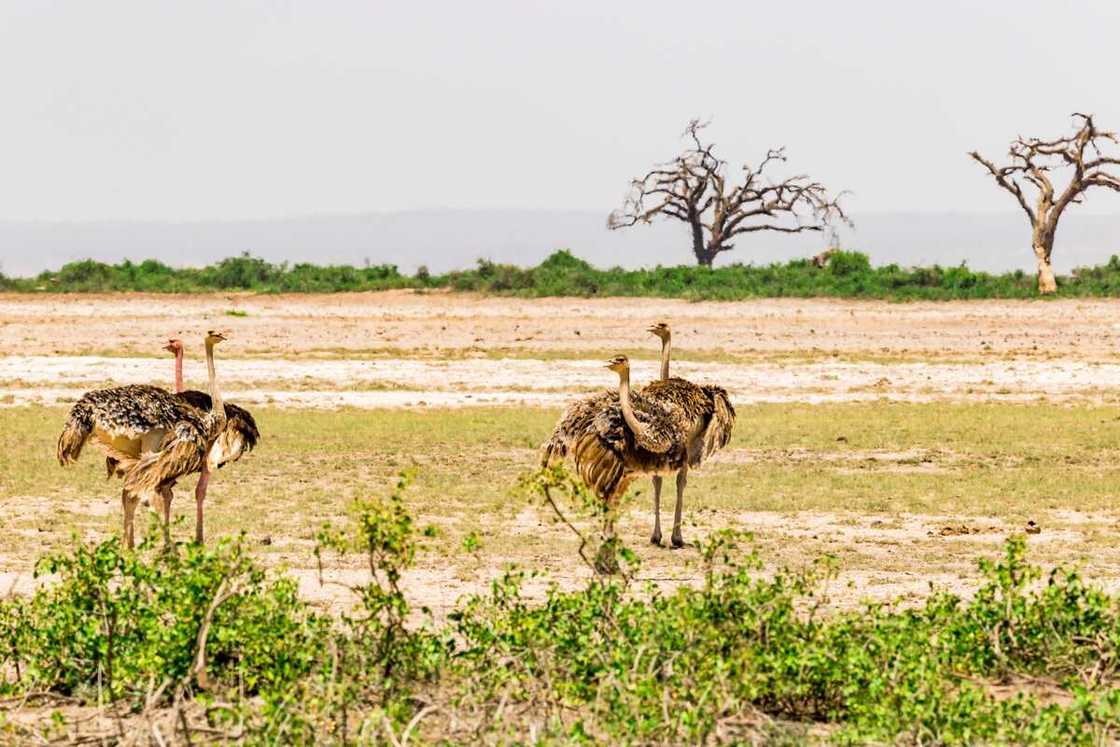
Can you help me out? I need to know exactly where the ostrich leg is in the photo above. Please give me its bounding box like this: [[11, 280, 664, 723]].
[[671, 466, 688, 548], [160, 486, 174, 545], [650, 476, 664, 545], [194, 464, 211, 544], [595, 508, 621, 575], [121, 489, 140, 549]]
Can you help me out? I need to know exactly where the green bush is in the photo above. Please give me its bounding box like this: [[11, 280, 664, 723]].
[[3, 472, 1120, 742], [0, 534, 326, 702], [10, 249, 1120, 298]]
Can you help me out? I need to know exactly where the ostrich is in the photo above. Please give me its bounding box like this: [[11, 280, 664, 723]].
[[648, 322, 672, 545], [123, 331, 230, 548], [164, 337, 259, 475], [541, 347, 734, 554], [58, 383, 182, 526], [643, 322, 735, 547], [541, 355, 685, 570], [57, 332, 231, 548], [62, 336, 259, 546]]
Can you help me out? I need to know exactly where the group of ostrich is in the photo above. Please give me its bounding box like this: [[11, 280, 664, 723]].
[[56, 332, 259, 548], [56, 323, 733, 566], [541, 322, 735, 557]]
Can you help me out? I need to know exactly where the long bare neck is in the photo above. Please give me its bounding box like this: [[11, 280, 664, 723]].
[[616, 367, 644, 436], [659, 336, 671, 381], [204, 341, 225, 424], [172, 349, 184, 393]]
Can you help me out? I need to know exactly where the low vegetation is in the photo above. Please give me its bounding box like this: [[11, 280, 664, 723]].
[[6, 402, 1120, 740], [5, 402, 1120, 568], [8, 249, 1120, 299], [3, 469, 1120, 743]]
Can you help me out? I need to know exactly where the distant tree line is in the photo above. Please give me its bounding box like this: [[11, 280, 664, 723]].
[[8, 249, 1120, 300]]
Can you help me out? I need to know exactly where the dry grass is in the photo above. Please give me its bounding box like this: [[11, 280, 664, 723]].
[[4, 401, 1120, 612]]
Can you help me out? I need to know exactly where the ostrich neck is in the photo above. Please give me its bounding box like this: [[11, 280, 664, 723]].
[[172, 349, 184, 393], [204, 341, 226, 426], [617, 368, 645, 438], [659, 337, 671, 381]]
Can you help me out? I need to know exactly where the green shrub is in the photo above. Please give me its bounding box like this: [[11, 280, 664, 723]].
[[10, 249, 1120, 298], [0, 533, 326, 702], [3, 472, 1120, 742]]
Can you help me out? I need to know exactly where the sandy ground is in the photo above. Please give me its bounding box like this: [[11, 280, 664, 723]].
[[3, 501, 1119, 625], [4, 355, 1120, 407], [3, 291, 1120, 358], [4, 292, 1120, 407], [5, 293, 1120, 617]]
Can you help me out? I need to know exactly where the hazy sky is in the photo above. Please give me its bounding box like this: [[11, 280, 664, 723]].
[[2, 1, 1119, 222]]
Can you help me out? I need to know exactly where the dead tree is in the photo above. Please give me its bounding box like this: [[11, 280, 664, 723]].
[[970, 114, 1120, 294], [608, 120, 849, 267]]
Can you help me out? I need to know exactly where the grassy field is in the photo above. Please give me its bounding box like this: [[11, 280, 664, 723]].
[[5, 401, 1120, 597], [6, 400, 1120, 742]]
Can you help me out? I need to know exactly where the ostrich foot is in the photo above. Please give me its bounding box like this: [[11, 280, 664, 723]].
[[670, 532, 685, 549]]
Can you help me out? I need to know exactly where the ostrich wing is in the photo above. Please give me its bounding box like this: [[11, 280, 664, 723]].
[[540, 390, 617, 465], [177, 390, 260, 468], [58, 385, 182, 466], [641, 378, 735, 465], [123, 419, 208, 496], [699, 385, 736, 461], [593, 394, 681, 455]]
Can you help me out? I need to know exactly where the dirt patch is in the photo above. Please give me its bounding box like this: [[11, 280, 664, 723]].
[[4, 292, 1120, 359], [930, 524, 1001, 537], [3, 501, 1120, 623], [6, 355, 1120, 408]]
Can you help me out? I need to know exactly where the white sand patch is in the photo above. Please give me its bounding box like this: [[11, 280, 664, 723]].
[[4, 355, 1120, 408]]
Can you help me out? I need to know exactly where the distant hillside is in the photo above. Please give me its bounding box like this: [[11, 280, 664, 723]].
[[2, 209, 1120, 278]]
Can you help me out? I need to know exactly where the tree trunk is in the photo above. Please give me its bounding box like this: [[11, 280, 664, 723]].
[[695, 249, 717, 267], [1031, 226, 1057, 294], [690, 217, 711, 266], [1034, 251, 1057, 294]]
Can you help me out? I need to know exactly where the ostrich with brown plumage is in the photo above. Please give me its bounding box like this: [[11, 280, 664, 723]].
[[58, 331, 246, 547], [541, 325, 734, 555]]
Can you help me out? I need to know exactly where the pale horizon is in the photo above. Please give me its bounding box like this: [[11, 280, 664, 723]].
[[3, 1, 1120, 275], [2, 1, 1120, 223]]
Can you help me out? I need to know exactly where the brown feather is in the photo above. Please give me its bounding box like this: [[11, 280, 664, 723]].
[[124, 423, 206, 496], [640, 377, 735, 466], [176, 391, 260, 465], [57, 385, 185, 466], [543, 386, 686, 504], [56, 421, 88, 466]]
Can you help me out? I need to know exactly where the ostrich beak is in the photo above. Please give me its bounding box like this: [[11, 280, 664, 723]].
[[162, 340, 176, 352]]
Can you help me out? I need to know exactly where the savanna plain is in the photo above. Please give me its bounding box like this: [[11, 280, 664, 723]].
[[4, 291, 1120, 743]]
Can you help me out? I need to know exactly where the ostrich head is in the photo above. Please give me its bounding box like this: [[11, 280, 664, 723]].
[[647, 322, 671, 341], [163, 338, 184, 354], [605, 355, 630, 374], [205, 330, 228, 347]]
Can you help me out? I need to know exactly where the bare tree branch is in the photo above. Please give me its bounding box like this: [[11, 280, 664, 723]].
[[970, 113, 1120, 294], [608, 119, 849, 266]]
